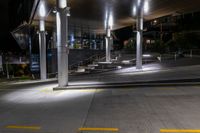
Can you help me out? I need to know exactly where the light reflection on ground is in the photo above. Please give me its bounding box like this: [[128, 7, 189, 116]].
[[1, 83, 101, 104], [115, 64, 164, 75]]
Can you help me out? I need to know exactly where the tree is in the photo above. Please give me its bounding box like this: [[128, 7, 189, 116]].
[[171, 32, 200, 51]]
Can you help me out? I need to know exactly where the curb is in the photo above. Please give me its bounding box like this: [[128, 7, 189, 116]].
[[54, 79, 200, 90]]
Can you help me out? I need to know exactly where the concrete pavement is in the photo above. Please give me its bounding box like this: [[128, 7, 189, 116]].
[[1, 82, 200, 133], [83, 86, 200, 133], [0, 82, 95, 133], [0, 58, 200, 132]]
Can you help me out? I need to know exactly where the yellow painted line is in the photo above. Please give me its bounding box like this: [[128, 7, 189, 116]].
[[6, 125, 41, 130], [160, 129, 200, 132], [39, 88, 56, 94], [79, 127, 119, 132]]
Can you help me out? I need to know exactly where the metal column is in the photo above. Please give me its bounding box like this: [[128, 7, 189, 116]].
[[39, 20, 47, 80], [106, 27, 111, 62], [136, 0, 144, 70], [56, 0, 69, 87]]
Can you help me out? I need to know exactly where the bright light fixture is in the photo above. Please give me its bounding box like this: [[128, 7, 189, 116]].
[[58, 0, 67, 8], [104, 10, 108, 29], [133, 6, 137, 16], [39, 1, 46, 17], [53, 9, 57, 14], [122, 60, 131, 64], [144, 0, 149, 14], [133, 0, 149, 16], [105, 9, 113, 29], [143, 54, 151, 57], [117, 66, 122, 69], [108, 13, 113, 29], [137, 0, 141, 5]]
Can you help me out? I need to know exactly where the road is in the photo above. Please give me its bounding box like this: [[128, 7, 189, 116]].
[[0, 82, 94, 133], [0, 81, 200, 133]]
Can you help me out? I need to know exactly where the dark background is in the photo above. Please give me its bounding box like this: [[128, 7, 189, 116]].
[[0, 0, 34, 53]]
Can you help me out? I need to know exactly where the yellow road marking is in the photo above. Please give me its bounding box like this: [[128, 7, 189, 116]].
[[79, 127, 119, 132], [160, 129, 200, 132], [6, 125, 41, 130]]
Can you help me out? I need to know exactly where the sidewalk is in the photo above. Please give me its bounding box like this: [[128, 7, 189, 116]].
[[55, 64, 200, 90], [3, 58, 200, 88]]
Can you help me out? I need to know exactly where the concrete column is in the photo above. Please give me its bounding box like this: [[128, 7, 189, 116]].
[[94, 34, 97, 50], [39, 20, 47, 80], [106, 27, 111, 62], [136, 0, 144, 70], [56, 0, 69, 87], [89, 33, 92, 49], [94, 42, 97, 50], [28, 31, 32, 75], [101, 41, 104, 50]]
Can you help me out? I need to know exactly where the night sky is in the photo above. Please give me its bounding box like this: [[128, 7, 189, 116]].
[[0, 1, 11, 52]]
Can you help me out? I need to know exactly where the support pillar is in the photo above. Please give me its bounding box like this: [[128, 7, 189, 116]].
[[106, 27, 111, 62], [89, 32, 92, 49], [39, 20, 47, 80], [136, 0, 144, 70], [56, 0, 69, 87], [94, 34, 97, 50]]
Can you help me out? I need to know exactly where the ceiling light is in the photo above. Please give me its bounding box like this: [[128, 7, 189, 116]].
[[144, 0, 149, 14], [39, 1, 46, 17]]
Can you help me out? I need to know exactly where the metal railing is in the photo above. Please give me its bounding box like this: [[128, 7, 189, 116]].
[[183, 49, 200, 58], [157, 49, 200, 62]]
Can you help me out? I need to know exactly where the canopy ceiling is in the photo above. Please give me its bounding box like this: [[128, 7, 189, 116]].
[[30, 0, 200, 34]]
